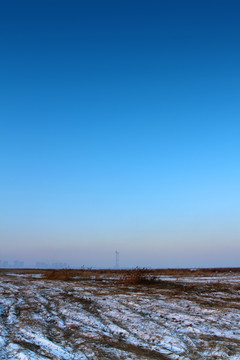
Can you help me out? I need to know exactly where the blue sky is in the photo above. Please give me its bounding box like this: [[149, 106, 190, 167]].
[[1, 1, 240, 268]]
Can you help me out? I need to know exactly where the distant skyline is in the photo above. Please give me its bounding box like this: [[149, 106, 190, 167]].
[[1, 1, 240, 268]]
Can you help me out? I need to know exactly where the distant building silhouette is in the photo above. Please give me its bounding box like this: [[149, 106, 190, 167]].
[[14, 260, 24, 268], [36, 261, 49, 269], [2, 261, 9, 268]]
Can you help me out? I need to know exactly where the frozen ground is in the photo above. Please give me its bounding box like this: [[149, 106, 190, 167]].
[[1, 269, 240, 359]]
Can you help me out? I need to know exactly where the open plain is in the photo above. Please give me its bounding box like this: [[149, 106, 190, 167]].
[[1, 268, 240, 360]]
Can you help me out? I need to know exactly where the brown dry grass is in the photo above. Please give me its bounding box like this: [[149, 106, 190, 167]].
[[2, 266, 240, 278], [45, 269, 76, 281], [119, 267, 158, 285]]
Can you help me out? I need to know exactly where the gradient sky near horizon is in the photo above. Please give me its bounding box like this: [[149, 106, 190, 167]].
[[1, 0, 240, 268]]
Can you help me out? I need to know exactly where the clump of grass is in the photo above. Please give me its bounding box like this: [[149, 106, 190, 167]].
[[119, 268, 158, 286], [45, 269, 75, 281], [44, 268, 99, 281]]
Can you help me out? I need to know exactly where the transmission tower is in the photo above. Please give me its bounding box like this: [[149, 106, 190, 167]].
[[115, 250, 119, 269]]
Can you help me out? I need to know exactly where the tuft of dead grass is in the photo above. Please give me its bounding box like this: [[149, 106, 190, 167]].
[[119, 268, 158, 286], [45, 269, 76, 281]]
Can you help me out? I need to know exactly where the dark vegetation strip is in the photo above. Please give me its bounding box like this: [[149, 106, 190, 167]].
[[1, 267, 240, 276], [89, 336, 171, 360]]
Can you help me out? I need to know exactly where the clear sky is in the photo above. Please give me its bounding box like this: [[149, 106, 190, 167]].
[[1, 0, 240, 268]]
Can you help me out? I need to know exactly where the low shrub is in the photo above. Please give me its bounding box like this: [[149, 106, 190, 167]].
[[45, 269, 75, 281], [119, 268, 157, 286]]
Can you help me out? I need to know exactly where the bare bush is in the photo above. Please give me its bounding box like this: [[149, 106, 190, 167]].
[[119, 268, 158, 286], [45, 269, 75, 281]]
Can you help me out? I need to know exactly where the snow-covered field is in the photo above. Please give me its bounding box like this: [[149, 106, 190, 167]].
[[1, 269, 240, 359]]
